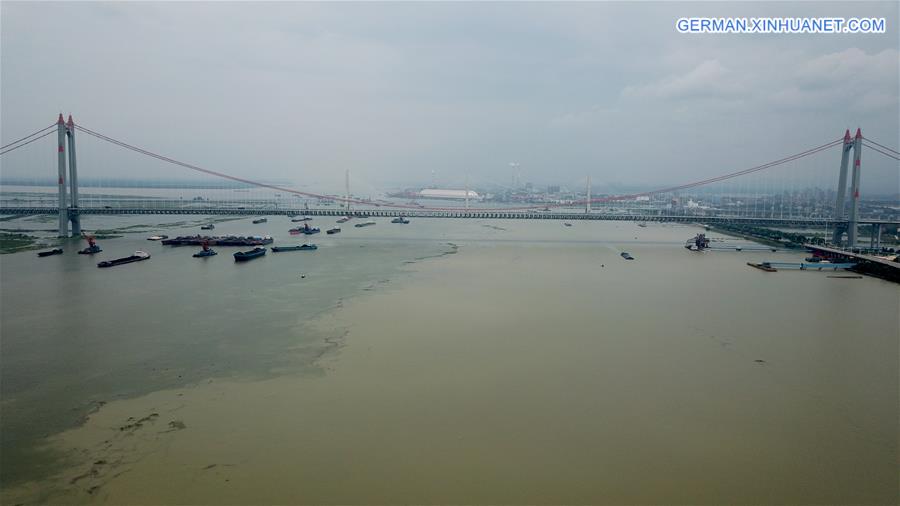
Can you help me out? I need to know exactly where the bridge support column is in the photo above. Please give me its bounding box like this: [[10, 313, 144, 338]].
[[56, 114, 68, 237], [345, 169, 351, 213], [831, 129, 852, 245], [66, 115, 81, 236], [870, 223, 881, 250], [847, 128, 862, 247]]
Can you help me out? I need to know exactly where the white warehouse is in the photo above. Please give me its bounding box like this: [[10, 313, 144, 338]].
[[418, 189, 481, 200]]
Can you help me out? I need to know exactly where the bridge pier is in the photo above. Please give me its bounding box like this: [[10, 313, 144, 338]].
[[847, 128, 862, 247], [56, 114, 68, 237], [53, 114, 82, 237], [870, 223, 882, 250], [831, 130, 852, 245], [66, 115, 81, 236], [832, 128, 864, 248]]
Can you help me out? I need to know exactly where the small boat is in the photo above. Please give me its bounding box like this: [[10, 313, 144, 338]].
[[290, 224, 320, 235], [684, 233, 711, 251], [621, 252, 634, 260], [391, 217, 410, 224], [147, 235, 169, 241], [563, 223, 572, 227], [638, 223, 647, 228], [78, 237, 102, 255], [201, 224, 215, 230], [272, 244, 318, 252], [291, 216, 313, 222], [37, 248, 63, 257], [748, 262, 777, 272], [234, 247, 267, 261], [97, 251, 150, 268], [252, 218, 268, 224], [354, 220, 376, 228], [193, 241, 217, 257], [326, 227, 341, 235], [336, 216, 350, 223]]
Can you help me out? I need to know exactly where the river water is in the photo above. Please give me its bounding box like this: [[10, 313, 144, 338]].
[[1, 215, 897, 504]]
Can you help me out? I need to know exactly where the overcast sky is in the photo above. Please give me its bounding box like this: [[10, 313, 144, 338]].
[[2, 1, 897, 194]]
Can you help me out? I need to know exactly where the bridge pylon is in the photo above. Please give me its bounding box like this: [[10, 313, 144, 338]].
[[66, 115, 81, 236], [585, 175, 591, 214], [54, 113, 81, 237], [832, 128, 863, 247]]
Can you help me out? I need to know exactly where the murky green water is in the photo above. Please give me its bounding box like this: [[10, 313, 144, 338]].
[[1, 216, 897, 504], [0, 214, 449, 485]]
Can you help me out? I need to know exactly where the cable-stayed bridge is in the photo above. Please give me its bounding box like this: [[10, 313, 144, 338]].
[[1, 115, 898, 247]]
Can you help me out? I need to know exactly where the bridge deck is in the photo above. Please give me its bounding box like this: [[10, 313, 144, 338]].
[[805, 245, 900, 269], [2, 206, 895, 227]]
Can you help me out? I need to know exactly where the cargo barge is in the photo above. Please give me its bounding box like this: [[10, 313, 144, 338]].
[[234, 247, 267, 261], [162, 235, 274, 247], [272, 244, 317, 252], [98, 251, 151, 268]]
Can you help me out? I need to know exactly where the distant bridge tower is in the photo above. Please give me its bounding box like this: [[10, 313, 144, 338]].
[[54, 114, 81, 237], [832, 128, 863, 247], [345, 168, 351, 213], [585, 175, 592, 214], [56, 114, 68, 237]]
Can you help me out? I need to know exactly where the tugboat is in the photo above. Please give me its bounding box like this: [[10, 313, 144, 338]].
[[621, 252, 635, 260], [272, 244, 318, 252], [326, 227, 341, 235], [684, 233, 711, 251], [97, 251, 150, 268], [354, 220, 376, 228], [391, 217, 410, 224], [78, 236, 102, 255], [37, 248, 64, 257], [290, 223, 320, 235], [252, 218, 268, 224], [234, 247, 267, 261], [192, 240, 217, 258], [201, 224, 215, 230], [147, 235, 169, 241]]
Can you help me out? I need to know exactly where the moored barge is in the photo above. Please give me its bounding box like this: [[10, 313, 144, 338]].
[[98, 251, 151, 268], [162, 235, 273, 247]]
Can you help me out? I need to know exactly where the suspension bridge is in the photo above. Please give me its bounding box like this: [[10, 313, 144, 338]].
[[1, 114, 898, 248]]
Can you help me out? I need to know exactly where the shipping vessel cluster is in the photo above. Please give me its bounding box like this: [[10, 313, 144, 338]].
[[161, 235, 274, 246]]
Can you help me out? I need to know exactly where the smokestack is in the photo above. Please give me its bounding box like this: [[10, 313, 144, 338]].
[[585, 175, 592, 214]]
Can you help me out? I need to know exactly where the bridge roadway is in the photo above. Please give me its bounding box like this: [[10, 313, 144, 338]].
[[805, 244, 900, 282], [2, 205, 898, 227]]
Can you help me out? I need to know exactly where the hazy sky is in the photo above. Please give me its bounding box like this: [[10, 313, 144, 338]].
[[2, 1, 898, 193]]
